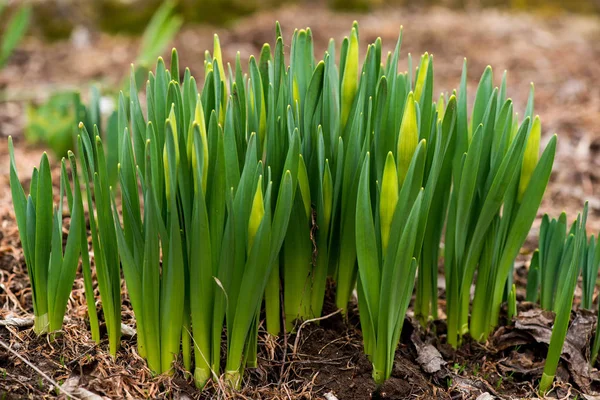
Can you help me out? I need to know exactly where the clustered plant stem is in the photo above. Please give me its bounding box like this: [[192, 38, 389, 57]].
[[10, 21, 596, 395], [9, 139, 86, 338], [539, 204, 588, 395]]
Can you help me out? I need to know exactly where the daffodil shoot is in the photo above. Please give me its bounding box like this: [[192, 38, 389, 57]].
[[8, 21, 570, 393]]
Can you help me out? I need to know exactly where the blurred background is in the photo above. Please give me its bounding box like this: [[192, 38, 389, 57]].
[[0, 0, 599, 229], [5, 0, 600, 39]]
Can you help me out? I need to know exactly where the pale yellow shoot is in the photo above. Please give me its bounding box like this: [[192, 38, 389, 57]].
[[292, 77, 300, 111], [169, 105, 179, 153], [397, 92, 419, 186], [188, 95, 209, 195], [248, 175, 265, 254], [213, 34, 227, 126], [413, 53, 430, 102], [213, 34, 227, 89], [204, 58, 213, 81], [163, 105, 179, 204], [437, 93, 446, 122], [380, 152, 399, 254], [518, 115, 541, 202], [341, 26, 359, 129]]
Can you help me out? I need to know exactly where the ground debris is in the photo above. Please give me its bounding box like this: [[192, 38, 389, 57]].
[[412, 329, 446, 374], [61, 376, 105, 400], [0, 315, 136, 338], [493, 308, 600, 395], [449, 376, 498, 399]]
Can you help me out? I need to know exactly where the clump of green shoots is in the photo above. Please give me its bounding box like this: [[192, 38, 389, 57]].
[[353, 27, 458, 382], [582, 233, 600, 310], [105, 39, 301, 387], [539, 204, 588, 396], [8, 19, 575, 393], [526, 211, 599, 311], [8, 138, 89, 337], [444, 66, 556, 346], [76, 126, 123, 357]]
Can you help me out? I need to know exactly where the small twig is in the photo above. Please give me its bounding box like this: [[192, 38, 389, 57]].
[[0, 317, 137, 338], [286, 358, 348, 366], [0, 316, 34, 328], [292, 309, 342, 356], [0, 338, 81, 400], [258, 355, 349, 367], [0, 277, 29, 313]]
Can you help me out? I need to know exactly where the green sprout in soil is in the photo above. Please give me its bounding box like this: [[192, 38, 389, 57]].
[[6, 20, 596, 395]]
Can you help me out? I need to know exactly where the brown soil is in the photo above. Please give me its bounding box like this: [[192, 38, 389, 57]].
[[1, 3, 600, 399]]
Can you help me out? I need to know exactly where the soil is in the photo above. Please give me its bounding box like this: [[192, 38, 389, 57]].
[[1, 2, 600, 399]]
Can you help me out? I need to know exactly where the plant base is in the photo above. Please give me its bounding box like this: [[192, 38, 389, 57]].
[[539, 372, 554, 396], [194, 367, 210, 389], [34, 313, 49, 335], [225, 370, 241, 390], [372, 367, 385, 385]]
